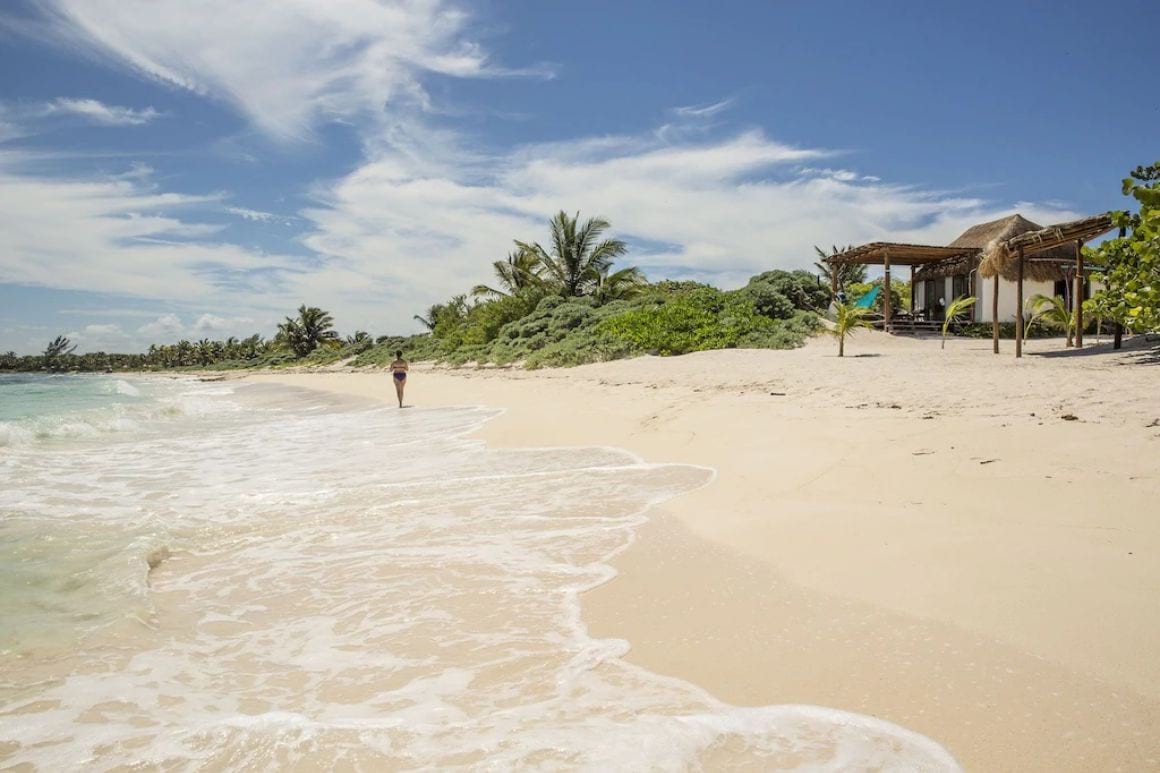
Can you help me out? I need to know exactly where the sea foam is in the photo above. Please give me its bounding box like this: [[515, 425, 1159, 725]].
[[0, 381, 960, 770]]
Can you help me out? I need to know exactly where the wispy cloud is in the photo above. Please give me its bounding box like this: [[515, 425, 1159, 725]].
[[672, 99, 735, 119], [0, 97, 159, 141], [225, 206, 295, 226], [41, 98, 159, 126], [0, 152, 300, 303], [25, 0, 536, 142]]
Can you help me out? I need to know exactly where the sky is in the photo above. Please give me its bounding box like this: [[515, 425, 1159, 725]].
[[0, 0, 1156, 355]]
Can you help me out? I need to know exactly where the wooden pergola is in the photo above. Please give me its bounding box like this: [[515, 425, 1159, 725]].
[[823, 243, 981, 332], [978, 213, 1116, 357], [825, 213, 1116, 357]]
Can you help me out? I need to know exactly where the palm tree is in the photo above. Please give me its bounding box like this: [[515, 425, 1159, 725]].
[[1026, 294, 1075, 346], [814, 245, 866, 295], [240, 334, 265, 360], [941, 295, 977, 349], [593, 266, 647, 303], [277, 305, 339, 357], [195, 338, 214, 365], [471, 248, 544, 299], [518, 211, 629, 298], [413, 295, 470, 335], [345, 331, 372, 345], [829, 301, 874, 357], [43, 335, 76, 359], [176, 340, 193, 366]]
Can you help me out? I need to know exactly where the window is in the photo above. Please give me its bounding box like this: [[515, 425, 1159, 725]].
[[951, 274, 969, 300]]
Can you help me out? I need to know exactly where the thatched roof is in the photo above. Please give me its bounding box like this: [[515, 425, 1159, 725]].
[[915, 214, 1060, 281], [979, 213, 1115, 280]]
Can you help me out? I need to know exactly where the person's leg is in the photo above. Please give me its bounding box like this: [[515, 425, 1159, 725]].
[[394, 378, 404, 408]]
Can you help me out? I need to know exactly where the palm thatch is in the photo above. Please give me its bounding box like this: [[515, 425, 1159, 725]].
[[979, 213, 1115, 280], [975, 214, 1114, 282], [916, 214, 1069, 282], [913, 251, 980, 280]]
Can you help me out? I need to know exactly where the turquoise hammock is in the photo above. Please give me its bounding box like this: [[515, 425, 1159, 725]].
[[853, 285, 881, 309]]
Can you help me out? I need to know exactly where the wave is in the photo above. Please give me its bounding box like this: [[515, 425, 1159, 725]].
[[0, 380, 235, 447]]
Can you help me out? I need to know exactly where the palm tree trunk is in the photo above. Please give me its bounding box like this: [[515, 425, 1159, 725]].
[[838, 334, 845, 357]]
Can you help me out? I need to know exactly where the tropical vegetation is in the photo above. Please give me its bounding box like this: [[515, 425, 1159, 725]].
[[1025, 293, 1075, 345], [941, 295, 977, 349], [2, 210, 829, 373], [1085, 161, 1160, 333], [828, 300, 874, 357]]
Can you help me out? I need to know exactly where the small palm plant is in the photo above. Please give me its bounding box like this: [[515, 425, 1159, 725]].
[[1026, 294, 1074, 346], [829, 301, 874, 357], [941, 295, 977, 349]]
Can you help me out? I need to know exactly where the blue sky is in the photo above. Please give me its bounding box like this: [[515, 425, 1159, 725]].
[[0, 0, 1156, 354]]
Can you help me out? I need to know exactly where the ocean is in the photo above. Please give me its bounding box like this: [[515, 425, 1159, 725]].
[[0, 373, 959, 770]]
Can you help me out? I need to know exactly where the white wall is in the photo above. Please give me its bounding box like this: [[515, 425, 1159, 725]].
[[913, 275, 1061, 323], [975, 276, 1057, 323]]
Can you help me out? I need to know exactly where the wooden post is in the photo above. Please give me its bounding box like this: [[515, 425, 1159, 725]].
[[1074, 239, 1084, 348], [1015, 246, 1025, 358], [991, 272, 1000, 354], [883, 249, 892, 332], [909, 265, 916, 316], [830, 265, 838, 300], [1113, 226, 1125, 350]]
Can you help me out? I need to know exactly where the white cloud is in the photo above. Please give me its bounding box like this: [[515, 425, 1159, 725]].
[[296, 126, 1081, 331], [31, 0, 546, 142], [0, 152, 301, 304], [136, 313, 183, 338], [60, 322, 129, 351], [83, 323, 122, 335], [42, 98, 159, 126], [193, 313, 253, 333], [0, 98, 159, 138]]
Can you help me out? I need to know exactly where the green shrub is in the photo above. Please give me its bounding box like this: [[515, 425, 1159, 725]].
[[597, 287, 815, 356], [746, 269, 829, 312]]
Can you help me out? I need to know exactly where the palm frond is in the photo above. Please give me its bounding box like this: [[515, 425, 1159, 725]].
[[941, 295, 977, 349]]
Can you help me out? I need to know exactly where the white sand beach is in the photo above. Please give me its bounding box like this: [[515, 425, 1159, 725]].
[[247, 332, 1160, 771]]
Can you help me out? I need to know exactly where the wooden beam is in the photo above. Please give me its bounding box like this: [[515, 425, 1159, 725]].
[[1015, 245, 1024, 358], [992, 273, 999, 354], [1074, 239, 1084, 348], [883, 248, 892, 332]]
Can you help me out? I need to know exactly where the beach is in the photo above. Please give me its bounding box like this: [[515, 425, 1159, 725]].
[[247, 332, 1160, 771]]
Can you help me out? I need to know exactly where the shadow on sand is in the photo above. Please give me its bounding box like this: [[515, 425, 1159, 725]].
[[1028, 335, 1160, 365]]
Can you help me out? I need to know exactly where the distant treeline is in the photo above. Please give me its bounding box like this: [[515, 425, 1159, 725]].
[[3, 210, 852, 374]]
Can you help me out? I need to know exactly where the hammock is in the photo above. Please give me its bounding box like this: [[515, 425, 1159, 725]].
[[853, 285, 880, 309]]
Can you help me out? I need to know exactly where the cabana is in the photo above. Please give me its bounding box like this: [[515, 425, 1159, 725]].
[[824, 213, 1116, 357]]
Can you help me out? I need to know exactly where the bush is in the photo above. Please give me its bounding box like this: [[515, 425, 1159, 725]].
[[746, 269, 829, 312], [597, 287, 816, 356], [741, 284, 796, 320]]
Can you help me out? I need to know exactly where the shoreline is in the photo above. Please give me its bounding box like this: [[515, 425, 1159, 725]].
[[242, 333, 1160, 771]]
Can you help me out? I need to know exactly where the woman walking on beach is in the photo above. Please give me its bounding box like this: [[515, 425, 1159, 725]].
[[389, 351, 408, 408]]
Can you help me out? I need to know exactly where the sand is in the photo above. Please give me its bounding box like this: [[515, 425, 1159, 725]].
[[242, 332, 1160, 771]]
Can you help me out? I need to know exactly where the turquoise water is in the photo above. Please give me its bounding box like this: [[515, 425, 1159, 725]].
[[0, 373, 162, 445]]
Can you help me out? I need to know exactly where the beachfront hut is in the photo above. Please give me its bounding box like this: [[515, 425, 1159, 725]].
[[823, 212, 1115, 357]]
